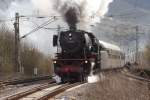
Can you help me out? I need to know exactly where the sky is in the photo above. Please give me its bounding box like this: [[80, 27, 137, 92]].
[[0, 0, 150, 55]]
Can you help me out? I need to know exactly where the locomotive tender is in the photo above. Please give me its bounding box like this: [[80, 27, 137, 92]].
[[53, 29, 125, 83]]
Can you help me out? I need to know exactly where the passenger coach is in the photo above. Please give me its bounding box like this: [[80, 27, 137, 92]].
[[99, 40, 125, 70]]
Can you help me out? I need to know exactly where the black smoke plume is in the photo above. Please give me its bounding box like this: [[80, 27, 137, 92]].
[[64, 7, 79, 30], [53, 0, 81, 30]]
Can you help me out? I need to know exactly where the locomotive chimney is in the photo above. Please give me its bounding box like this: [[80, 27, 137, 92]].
[[69, 24, 77, 31]]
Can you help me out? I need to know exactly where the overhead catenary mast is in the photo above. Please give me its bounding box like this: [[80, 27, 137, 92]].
[[14, 12, 23, 73], [135, 25, 139, 64]]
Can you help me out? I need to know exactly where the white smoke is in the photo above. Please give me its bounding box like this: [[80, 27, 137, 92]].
[[31, 0, 56, 15], [31, 0, 113, 30]]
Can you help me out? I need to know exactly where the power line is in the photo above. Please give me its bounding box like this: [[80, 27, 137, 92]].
[[0, 17, 15, 22], [21, 17, 56, 39], [44, 27, 67, 30], [20, 16, 58, 39], [23, 19, 67, 31], [14, 14, 61, 19], [0, 15, 61, 23]]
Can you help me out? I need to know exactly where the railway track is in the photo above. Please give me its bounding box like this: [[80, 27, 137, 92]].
[[2, 82, 82, 100], [122, 71, 150, 83], [0, 76, 52, 88]]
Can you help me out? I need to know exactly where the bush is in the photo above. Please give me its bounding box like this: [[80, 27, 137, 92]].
[[21, 45, 52, 76], [0, 25, 15, 74], [0, 25, 52, 76]]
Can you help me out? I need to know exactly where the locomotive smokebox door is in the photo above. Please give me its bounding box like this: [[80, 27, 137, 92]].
[[53, 35, 58, 47], [59, 31, 85, 54]]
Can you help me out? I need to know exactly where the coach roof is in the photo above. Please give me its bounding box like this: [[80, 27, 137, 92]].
[[99, 40, 121, 51]]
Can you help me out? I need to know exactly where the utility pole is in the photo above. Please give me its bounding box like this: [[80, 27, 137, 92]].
[[14, 13, 22, 73], [135, 25, 139, 65]]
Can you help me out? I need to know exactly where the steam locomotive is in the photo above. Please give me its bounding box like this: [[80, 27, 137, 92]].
[[53, 29, 125, 83]]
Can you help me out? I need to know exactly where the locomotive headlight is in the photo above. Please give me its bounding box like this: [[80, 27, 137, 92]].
[[53, 61, 57, 64], [85, 60, 88, 63]]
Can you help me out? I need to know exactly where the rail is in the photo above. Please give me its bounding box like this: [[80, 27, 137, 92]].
[[0, 75, 52, 88], [4, 82, 82, 100], [1, 80, 56, 100]]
